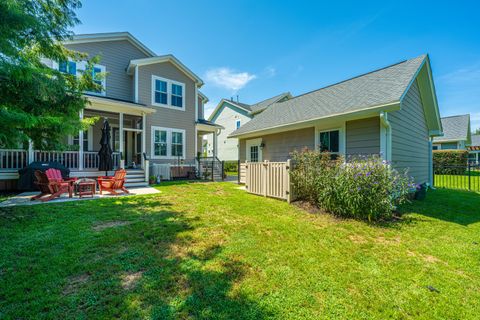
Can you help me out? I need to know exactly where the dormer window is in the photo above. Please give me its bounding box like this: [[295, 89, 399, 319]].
[[151, 76, 185, 111]]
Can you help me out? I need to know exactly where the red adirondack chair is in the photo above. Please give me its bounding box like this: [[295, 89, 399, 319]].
[[97, 169, 129, 195], [31, 169, 75, 202]]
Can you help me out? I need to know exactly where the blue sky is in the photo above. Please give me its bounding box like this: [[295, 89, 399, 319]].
[[73, 0, 480, 130]]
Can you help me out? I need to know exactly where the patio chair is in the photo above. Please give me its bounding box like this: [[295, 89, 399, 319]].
[[31, 170, 74, 202], [97, 169, 129, 195]]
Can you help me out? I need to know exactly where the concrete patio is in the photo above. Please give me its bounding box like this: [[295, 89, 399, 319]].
[[0, 186, 160, 207]]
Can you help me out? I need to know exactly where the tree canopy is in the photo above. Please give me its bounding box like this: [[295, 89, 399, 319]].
[[0, 0, 99, 150]]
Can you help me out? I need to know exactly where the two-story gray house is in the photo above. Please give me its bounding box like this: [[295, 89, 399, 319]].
[[0, 32, 221, 188]]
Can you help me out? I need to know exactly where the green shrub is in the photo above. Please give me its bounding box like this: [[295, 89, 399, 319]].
[[433, 150, 468, 174], [291, 150, 414, 221], [224, 160, 238, 172]]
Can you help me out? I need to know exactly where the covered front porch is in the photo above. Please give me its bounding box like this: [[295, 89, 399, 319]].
[[0, 96, 155, 184]]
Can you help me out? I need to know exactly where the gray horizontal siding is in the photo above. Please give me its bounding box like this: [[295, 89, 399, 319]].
[[239, 127, 315, 162], [65, 40, 149, 101], [137, 61, 197, 161], [346, 117, 380, 155], [389, 80, 430, 183]]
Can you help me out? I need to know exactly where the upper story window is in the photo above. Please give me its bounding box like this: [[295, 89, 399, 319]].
[[319, 130, 339, 153], [54, 60, 106, 96], [59, 61, 77, 75], [151, 76, 185, 111], [236, 119, 241, 129], [171, 83, 183, 108], [154, 79, 168, 105]]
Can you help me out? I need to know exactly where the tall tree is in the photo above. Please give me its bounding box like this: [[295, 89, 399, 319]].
[[0, 0, 99, 150], [474, 128, 480, 135]]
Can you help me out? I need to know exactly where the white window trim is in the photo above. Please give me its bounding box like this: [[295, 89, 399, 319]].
[[151, 75, 186, 111], [151, 126, 186, 159], [314, 124, 345, 155], [246, 138, 263, 162], [54, 59, 107, 96], [235, 119, 241, 129], [68, 126, 93, 151]]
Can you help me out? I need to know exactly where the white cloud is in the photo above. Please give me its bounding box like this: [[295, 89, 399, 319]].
[[204, 68, 256, 92]]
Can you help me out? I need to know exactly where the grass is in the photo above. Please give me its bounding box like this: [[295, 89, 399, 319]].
[[434, 174, 480, 192], [1, 182, 479, 319], [225, 171, 238, 177]]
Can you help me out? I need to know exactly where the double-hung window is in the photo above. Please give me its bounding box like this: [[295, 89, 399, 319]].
[[236, 119, 241, 129], [171, 83, 183, 108], [319, 130, 340, 153], [153, 130, 167, 157], [171, 131, 183, 157], [59, 61, 77, 75], [152, 76, 185, 110], [56, 60, 106, 95], [154, 79, 168, 105], [151, 127, 185, 158]]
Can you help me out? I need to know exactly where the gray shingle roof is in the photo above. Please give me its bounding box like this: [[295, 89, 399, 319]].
[[471, 134, 480, 147], [249, 92, 291, 114], [432, 115, 470, 142], [230, 55, 427, 137]]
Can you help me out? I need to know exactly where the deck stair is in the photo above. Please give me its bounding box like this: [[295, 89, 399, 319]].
[[124, 169, 148, 188]]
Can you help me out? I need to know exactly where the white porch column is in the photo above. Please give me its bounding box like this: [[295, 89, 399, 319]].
[[213, 130, 218, 158], [142, 112, 146, 169], [28, 140, 34, 164], [78, 110, 84, 171], [119, 112, 124, 164]]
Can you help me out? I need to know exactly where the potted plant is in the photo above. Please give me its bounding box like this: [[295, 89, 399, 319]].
[[414, 183, 427, 200], [149, 175, 156, 185]]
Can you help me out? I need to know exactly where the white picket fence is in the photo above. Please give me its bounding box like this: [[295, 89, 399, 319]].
[[244, 160, 293, 203]]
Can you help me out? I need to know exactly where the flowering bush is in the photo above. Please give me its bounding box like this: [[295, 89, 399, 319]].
[[291, 151, 414, 221]]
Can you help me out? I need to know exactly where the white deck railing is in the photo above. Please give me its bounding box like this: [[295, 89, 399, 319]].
[[34, 150, 80, 169], [0, 149, 121, 171], [0, 149, 28, 170]]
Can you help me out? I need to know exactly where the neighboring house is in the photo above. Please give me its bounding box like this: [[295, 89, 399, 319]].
[[0, 32, 220, 188], [432, 115, 471, 150], [206, 93, 291, 160], [229, 54, 443, 185], [468, 134, 480, 164]]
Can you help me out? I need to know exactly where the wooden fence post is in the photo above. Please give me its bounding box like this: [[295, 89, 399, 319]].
[[286, 159, 292, 203], [263, 160, 268, 197]]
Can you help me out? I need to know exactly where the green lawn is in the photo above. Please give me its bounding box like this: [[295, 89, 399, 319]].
[[434, 174, 480, 192], [1, 182, 479, 319], [225, 171, 238, 177]]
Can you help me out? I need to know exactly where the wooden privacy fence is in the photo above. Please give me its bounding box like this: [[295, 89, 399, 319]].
[[245, 160, 293, 203]]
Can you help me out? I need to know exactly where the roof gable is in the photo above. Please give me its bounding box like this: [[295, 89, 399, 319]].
[[230, 55, 442, 138], [209, 100, 252, 123], [127, 55, 203, 86], [65, 32, 156, 57]]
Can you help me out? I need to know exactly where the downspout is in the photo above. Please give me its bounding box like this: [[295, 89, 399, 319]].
[[428, 137, 434, 188], [379, 112, 391, 162]]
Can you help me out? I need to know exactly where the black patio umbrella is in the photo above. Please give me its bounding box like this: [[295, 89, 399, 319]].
[[98, 118, 113, 176]]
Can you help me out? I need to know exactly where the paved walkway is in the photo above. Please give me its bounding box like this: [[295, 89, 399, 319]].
[[0, 187, 160, 207]]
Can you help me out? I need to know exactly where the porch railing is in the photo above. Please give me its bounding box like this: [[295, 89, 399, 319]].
[[0, 149, 120, 171], [34, 150, 80, 169], [0, 149, 28, 170]]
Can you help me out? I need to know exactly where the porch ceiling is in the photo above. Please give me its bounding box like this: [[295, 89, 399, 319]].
[[86, 95, 155, 116]]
